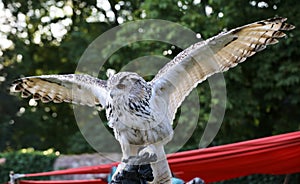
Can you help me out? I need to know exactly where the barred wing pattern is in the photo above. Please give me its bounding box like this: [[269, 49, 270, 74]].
[[11, 74, 108, 109], [151, 17, 294, 122]]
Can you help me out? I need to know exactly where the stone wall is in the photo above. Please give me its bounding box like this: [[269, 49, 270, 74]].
[[52, 153, 121, 180]]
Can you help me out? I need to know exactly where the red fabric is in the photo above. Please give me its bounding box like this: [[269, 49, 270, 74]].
[[24, 163, 118, 177], [19, 179, 106, 184], [168, 131, 300, 182], [18, 131, 300, 183]]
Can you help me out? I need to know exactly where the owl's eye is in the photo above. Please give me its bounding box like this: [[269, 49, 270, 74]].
[[116, 83, 126, 89]]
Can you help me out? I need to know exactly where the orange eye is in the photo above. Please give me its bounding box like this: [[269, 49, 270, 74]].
[[116, 83, 126, 89]]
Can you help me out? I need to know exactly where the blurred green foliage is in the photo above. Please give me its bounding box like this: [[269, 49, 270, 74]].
[[0, 0, 299, 182], [0, 148, 58, 183]]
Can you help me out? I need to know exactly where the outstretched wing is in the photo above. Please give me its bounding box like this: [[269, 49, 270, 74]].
[[11, 74, 108, 109], [150, 17, 294, 121]]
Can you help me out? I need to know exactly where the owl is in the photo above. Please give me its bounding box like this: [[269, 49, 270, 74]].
[[11, 17, 294, 183]]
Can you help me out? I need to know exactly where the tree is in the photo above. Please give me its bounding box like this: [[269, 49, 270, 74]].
[[0, 0, 299, 155]]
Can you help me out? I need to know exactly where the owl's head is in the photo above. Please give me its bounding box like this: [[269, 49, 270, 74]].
[[107, 72, 148, 99]]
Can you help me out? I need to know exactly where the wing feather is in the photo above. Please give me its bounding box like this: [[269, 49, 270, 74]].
[[151, 17, 294, 121], [11, 74, 108, 109]]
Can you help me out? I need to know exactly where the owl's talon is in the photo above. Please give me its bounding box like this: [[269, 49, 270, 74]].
[[138, 145, 157, 163], [140, 152, 157, 163]]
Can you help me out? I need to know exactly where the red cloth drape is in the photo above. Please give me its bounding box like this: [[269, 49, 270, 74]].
[[168, 131, 300, 182], [24, 163, 118, 177], [16, 131, 300, 183], [19, 179, 106, 184]]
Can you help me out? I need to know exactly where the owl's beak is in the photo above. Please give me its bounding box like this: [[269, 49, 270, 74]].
[[110, 92, 114, 99], [109, 90, 115, 99]]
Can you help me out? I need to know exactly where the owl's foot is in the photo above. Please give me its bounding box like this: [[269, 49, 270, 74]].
[[121, 146, 157, 165], [137, 145, 158, 163], [122, 152, 156, 165]]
